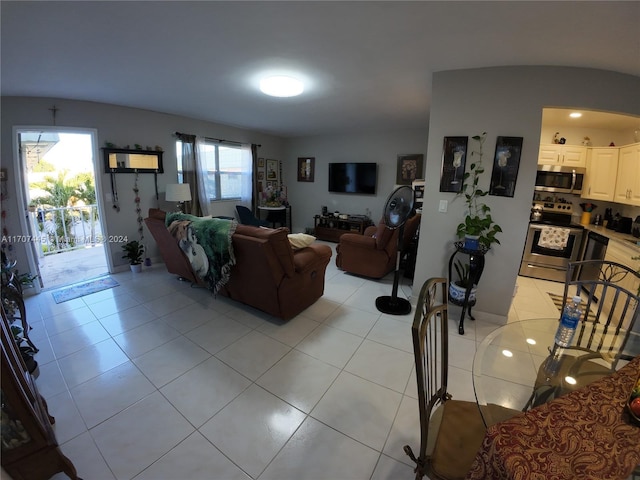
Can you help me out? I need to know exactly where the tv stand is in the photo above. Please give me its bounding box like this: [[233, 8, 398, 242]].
[[313, 215, 373, 242]]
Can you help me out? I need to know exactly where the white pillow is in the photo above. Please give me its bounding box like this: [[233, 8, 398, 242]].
[[288, 233, 316, 250]]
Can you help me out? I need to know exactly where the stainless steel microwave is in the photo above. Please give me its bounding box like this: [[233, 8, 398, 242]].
[[534, 165, 585, 195]]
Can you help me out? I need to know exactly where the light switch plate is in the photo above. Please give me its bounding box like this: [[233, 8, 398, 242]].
[[438, 200, 448, 213]]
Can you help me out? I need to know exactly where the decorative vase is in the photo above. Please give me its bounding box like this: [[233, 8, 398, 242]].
[[130, 264, 142, 273], [449, 282, 477, 304], [464, 235, 480, 250], [144, 258, 152, 267]]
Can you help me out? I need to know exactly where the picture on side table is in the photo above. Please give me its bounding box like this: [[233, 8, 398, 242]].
[[396, 154, 424, 185], [439, 136, 468, 193], [266, 159, 279, 181], [489, 136, 523, 197], [298, 157, 315, 182]]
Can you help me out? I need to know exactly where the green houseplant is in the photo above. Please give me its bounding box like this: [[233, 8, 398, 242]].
[[456, 132, 502, 250], [121, 240, 144, 272]]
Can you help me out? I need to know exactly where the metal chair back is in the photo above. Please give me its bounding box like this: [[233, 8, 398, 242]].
[[563, 260, 640, 356]]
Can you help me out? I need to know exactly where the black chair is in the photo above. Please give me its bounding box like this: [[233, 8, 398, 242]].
[[404, 278, 512, 480], [525, 259, 640, 409], [235, 205, 269, 227]]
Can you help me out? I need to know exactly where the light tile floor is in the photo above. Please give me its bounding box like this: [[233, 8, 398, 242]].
[[20, 244, 562, 480]]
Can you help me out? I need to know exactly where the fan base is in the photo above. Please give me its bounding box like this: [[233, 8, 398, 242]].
[[375, 296, 411, 315]]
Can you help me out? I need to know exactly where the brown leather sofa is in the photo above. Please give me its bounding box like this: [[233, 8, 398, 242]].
[[144, 209, 333, 320], [335, 214, 421, 279]]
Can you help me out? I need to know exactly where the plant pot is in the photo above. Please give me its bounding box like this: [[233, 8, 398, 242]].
[[449, 282, 477, 304], [464, 235, 480, 250], [130, 264, 142, 273]]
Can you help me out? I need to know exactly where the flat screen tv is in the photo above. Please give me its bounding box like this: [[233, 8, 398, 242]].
[[328, 162, 377, 194]]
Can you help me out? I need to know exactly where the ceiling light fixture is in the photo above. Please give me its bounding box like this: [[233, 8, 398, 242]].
[[260, 75, 304, 97], [569, 112, 582, 118]]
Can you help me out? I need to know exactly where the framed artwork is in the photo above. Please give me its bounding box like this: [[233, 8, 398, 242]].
[[396, 154, 424, 185], [266, 159, 279, 181], [297, 157, 315, 182], [258, 157, 265, 168], [266, 181, 274, 188], [257, 181, 263, 192], [489, 136, 523, 197], [439, 136, 468, 193], [257, 171, 264, 181]]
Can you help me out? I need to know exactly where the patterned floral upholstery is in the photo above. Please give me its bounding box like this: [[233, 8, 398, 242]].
[[466, 356, 640, 480]]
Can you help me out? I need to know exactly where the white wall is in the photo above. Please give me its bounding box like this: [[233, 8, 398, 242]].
[[284, 129, 428, 233], [417, 66, 640, 322], [1, 97, 285, 271]]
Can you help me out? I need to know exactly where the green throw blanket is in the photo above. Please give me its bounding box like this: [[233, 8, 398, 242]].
[[166, 212, 237, 293]]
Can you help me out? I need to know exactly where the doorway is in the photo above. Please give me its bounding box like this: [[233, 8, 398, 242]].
[[15, 127, 110, 291]]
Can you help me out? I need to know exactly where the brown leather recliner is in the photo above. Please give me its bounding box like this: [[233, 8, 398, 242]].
[[144, 209, 333, 320], [335, 214, 421, 279]]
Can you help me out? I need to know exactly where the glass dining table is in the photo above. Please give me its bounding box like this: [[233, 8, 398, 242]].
[[472, 317, 640, 427]]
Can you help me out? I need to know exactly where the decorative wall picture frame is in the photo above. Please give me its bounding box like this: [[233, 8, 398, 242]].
[[489, 136, 523, 197], [258, 157, 265, 168], [257, 171, 264, 181], [297, 157, 315, 182], [266, 159, 279, 181], [439, 136, 468, 193], [396, 154, 424, 185]]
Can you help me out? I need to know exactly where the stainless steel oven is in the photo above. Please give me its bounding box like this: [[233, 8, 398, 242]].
[[535, 165, 586, 195], [519, 202, 585, 282]]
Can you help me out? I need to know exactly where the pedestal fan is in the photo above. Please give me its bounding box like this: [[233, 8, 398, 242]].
[[375, 186, 415, 315]]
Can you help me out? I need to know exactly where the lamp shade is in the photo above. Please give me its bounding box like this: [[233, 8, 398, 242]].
[[165, 183, 192, 202]]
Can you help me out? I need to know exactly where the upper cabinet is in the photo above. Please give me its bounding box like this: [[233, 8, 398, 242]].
[[582, 147, 619, 201], [538, 144, 587, 167], [613, 143, 640, 206]]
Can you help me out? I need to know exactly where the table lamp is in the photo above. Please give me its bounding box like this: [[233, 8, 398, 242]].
[[165, 183, 191, 213]]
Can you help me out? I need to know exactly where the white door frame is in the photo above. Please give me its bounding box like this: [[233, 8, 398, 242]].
[[12, 126, 113, 292]]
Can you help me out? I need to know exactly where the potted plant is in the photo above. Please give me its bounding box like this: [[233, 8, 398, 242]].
[[456, 132, 502, 250], [121, 240, 144, 272], [16, 272, 38, 289], [449, 258, 477, 304], [10, 325, 38, 373]]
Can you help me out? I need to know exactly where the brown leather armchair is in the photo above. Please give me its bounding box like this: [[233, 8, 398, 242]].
[[335, 214, 421, 279]]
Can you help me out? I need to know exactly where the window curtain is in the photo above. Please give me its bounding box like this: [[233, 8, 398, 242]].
[[238, 143, 253, 207], [251, 144, 259, 212], [175, 132, 202, 216], [195, 137, 211, 216]]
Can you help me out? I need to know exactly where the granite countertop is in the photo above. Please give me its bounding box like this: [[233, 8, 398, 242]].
[[582, 224, 640, 252]]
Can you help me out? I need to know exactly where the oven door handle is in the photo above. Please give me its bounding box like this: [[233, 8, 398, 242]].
[[570, 169, 576, 193]]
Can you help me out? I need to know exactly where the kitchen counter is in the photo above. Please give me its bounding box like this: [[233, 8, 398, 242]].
[[582, 224, 640, 253]]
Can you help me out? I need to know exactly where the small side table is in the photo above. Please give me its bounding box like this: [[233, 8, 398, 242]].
[[447, 241, 487, 335], [258, 205, 292, 231]]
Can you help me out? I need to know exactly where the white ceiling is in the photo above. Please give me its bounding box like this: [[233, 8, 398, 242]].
[[1, 1, 639, 138]]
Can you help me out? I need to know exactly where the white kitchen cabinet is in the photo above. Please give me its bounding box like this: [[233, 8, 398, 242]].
[[582, 147, 618, 201], [538, 144, 587, 167], [613, 143, 640, 206]]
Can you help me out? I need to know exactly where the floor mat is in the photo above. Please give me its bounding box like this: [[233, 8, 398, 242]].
[[51, 277, 119, 303], [547, 292, 597, 322]]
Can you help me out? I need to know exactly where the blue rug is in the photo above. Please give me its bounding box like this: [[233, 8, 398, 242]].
[[51, 277, 119, 303]]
